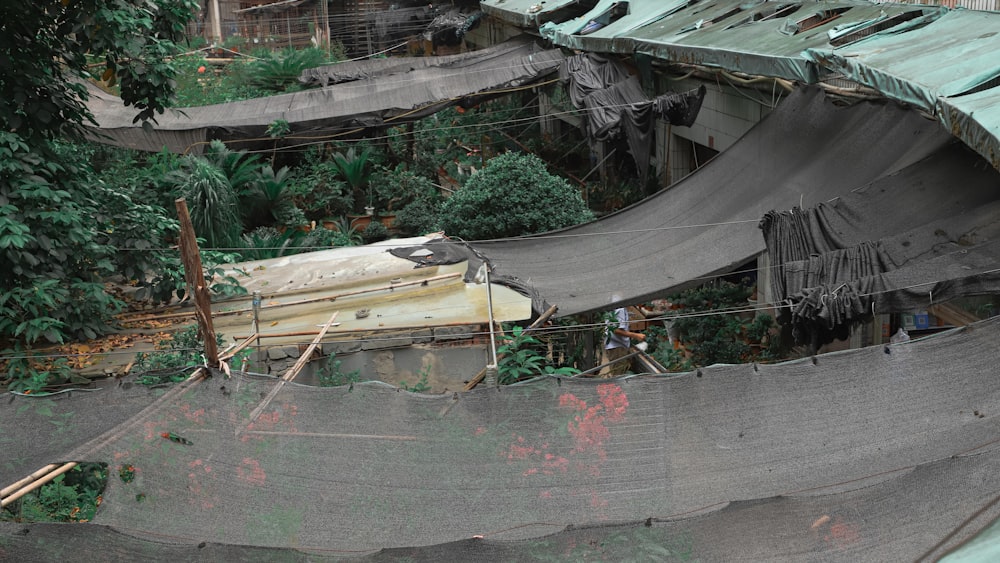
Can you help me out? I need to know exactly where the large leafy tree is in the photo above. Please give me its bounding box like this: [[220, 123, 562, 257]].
[[438, 152, 594, 240], [0, 0, 196, 348]]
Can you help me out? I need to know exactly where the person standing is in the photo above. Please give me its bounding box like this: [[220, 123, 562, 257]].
[[603, 306, 645, 377]]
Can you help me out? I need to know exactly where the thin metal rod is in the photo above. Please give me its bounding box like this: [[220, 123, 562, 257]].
[[485, 264, 499, 370]]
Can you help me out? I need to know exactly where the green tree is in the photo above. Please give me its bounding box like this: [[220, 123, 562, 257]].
[[0, 0, 196, 349], [438, 152, 593, 240]]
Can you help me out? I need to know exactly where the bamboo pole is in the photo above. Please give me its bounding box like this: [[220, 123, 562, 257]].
[[1, 462, 77, 509], [119, 272, 462, 324], [66, 367, 209, 462], [175, 198, 218, 368], [242, 312, 340, 434], [219, 333, 259, 363], [232, 318, 484, 341], [0, 464, 58, 498], [279, 311, 339, 382]]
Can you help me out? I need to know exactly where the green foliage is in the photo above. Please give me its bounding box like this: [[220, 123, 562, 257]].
[[133, 325, 226, 382], [317, 352, 361, 387], [361, 220, 390, 244], [171, 54, 269, 106], [240, 226, 296, 260], [244, 48, 330, 92], [398, 364, 431, 393], [1, 0, 197, 144], [438, 152, 594, 240], [240, 165, 304, 229], [394, 193, 442, 236], [371, 164, 438, 213], [331, 147, 373, 206], [662, 281, 781, 368], [203, 140, 262, 194], [0, 135, 124, 345], [2, 349, 76, 394], [172, 157, 242, 248], [1, 463, 108, 523], [496, 326, 579, 384], [287, 146, 354, 221]]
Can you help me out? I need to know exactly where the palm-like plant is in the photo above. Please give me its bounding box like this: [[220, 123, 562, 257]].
[[246, 47, 329, 92], [203, 140, 261, 194], [174, 157, 241, 249], [241, 165, 305, 229], [331, 147, 373, 209]]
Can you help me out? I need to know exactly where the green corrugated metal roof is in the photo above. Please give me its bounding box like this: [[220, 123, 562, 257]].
[[481, 0, 1000, 171], [539, 0, 688, 51], [626, 0, 940, 83], [939, 87, 1000, 170], [805, 10, 1000, 111], [480, 0, 580, 28]]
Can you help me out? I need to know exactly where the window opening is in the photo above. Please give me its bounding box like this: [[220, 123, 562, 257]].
[[779, 7, 851, 36], [577, 1, 630, 35], [725, 3, 801, 29], [828, 10, 924, 47]]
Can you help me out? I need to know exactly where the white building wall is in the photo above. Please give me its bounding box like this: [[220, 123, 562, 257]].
[[656, 76, 780, 185]]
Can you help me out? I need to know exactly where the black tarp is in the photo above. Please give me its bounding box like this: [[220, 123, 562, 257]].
[[560, 53, 706, 179], [470, 87, 953, 317]]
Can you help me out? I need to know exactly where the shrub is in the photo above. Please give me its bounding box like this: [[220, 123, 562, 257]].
[[395, 194, 442, 236], [438, 152, 593, 240], [361, 220, 390, 244]]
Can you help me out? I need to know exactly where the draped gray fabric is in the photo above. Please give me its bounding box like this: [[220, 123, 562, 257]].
[[759, 143, 1000, 344], [472, 87, 952, 317], [4, 318, 1000, 560], [560, 53, 706, 179], [85, 39, 565, 153]]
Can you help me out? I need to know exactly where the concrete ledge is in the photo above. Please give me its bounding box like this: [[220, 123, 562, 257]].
[[433, 325, 476, 341]]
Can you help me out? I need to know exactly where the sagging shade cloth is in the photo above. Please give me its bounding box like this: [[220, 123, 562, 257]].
[[4, 317, 1000, 559], [471, 87, 952, 317], [759, 143, 1000, 344], [560, 53, 705, 180], [299, 35, 534, 87], [84, 40, 565, 154]]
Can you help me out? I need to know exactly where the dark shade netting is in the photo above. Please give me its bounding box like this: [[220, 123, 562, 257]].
[[758, 143, 1000, 345], [299, 35, 531, 88], [3, 318, 1000, 559], [0, 380, 177, 488], [85, 38, 564, 154], [471, 86, 953, 317], [760, 142, 1000, 300]]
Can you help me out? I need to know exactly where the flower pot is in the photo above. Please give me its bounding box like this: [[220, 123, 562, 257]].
[[364, 206, 375, 216], [379, 213, 396, 229], [348, 214, 372, 231]]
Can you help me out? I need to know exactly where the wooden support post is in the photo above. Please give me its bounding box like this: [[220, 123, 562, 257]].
[[175, 198, 219, 369]]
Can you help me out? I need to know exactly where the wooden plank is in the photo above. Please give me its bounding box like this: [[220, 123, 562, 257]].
[[175, 198, 218, 368]]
